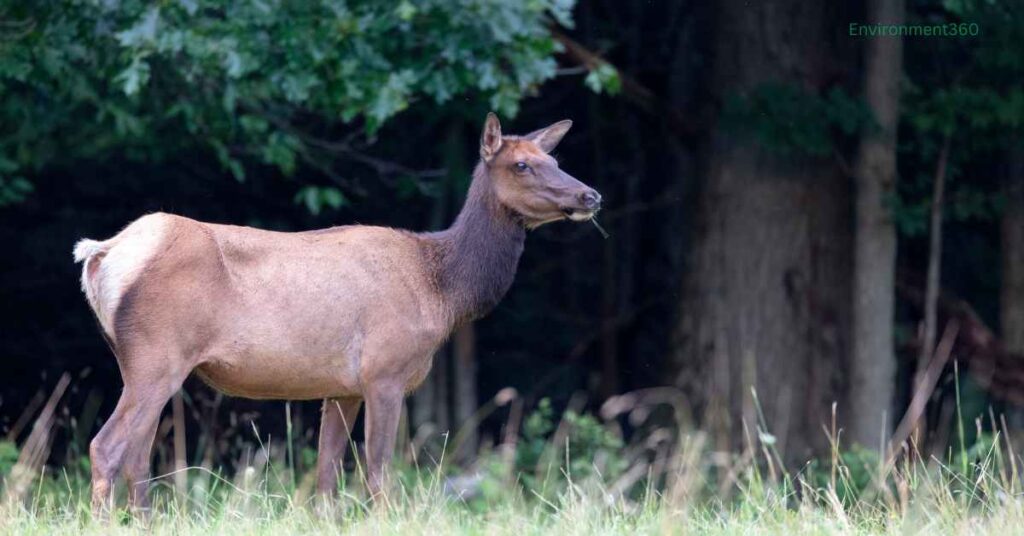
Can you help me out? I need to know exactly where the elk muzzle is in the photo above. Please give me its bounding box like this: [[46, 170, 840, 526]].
[[562, 188, 602, 221]]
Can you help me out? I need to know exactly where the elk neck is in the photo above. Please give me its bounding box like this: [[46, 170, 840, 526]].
[[424, 161, 526, 327]]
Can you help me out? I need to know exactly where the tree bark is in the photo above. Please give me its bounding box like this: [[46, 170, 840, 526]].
[[848, 0, 905, 450], [1000, 144, 1024, 439], [672, 0, 853, 463], [1003, 148, 1024, 354], [453, 324, 477, 454]]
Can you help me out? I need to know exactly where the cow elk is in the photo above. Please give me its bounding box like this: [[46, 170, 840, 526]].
[[73, 113, 601, 513], [74, 114, 598, 516]]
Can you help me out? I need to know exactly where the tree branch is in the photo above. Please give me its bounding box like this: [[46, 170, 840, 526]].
[[550, 30, 700, 141], [258, 108, 447, 181]]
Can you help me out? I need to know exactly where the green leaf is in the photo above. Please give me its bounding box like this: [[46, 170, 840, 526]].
[[115, 57, 151, 96], [116, 7, 161, 48], [395, 1, 417, 22], [294, 185, 348, 215], [299, 186, 322, 215], [584, 63, 621, 95], [321, 187, 347, 209]]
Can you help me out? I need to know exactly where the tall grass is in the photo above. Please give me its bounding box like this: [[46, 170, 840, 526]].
[[3, 386, 1024, 535]]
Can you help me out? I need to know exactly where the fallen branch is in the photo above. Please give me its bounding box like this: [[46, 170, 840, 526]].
[[3, 373, 70, 503], [889, 320, 959, 458]]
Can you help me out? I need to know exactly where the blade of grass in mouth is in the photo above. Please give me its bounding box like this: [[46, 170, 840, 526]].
[[591, 217, 609, 239]]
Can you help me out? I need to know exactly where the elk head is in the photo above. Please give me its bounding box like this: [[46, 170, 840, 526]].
[[479, 113, 602, 229]]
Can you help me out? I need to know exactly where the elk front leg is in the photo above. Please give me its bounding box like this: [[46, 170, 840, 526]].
[[316, 397, 362, 496], [363, 383, 403, 501]]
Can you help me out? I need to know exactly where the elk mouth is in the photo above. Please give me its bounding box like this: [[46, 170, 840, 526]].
[[561, 207, 596, 222]]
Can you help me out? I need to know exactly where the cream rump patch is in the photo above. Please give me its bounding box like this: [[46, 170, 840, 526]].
[[73, 213, 171, 342]]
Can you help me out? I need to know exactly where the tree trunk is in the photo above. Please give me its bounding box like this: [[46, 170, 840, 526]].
[[1000, 146, 1024, 439], [848, 0, 904, 450], [453, 324, 477, 453], [1003, 148, 1024, 354], [672, 0, 852, 463]]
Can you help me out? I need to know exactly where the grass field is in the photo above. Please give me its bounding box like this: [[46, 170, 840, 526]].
[[3, 394, 1024, 534], [4, 453, 1024, 535]]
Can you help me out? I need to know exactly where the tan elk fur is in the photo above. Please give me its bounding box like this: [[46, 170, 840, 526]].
[[73, 113, 601, 513]]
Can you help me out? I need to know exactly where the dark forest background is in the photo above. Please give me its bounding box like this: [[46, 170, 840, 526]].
[[1, 0, 1022, 475]]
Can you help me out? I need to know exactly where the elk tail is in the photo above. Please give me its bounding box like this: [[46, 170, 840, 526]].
[[72, 238, 112, 324], [73, 239, 107, 264]]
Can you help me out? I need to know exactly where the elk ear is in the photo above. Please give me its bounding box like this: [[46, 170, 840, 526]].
[[480, 112, 503, 162], [524, 119, 572, 153]]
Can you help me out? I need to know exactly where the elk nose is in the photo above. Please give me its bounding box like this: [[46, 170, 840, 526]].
[[579, 190, 602, 211]]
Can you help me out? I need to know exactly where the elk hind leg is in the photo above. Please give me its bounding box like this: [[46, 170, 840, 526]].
[[90, 360, 186, 516], [122, 414, 162, 515]]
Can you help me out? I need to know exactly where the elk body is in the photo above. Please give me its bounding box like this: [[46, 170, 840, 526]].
[[73, 114, 601, 513]]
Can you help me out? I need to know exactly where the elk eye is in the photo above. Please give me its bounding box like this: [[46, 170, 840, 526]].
[[514, 162, 530, 173]]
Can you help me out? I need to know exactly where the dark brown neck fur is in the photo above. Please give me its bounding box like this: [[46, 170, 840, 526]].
[[422, 162, 526, 327]]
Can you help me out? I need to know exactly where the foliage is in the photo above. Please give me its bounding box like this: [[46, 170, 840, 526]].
[[454, 398, 628, 510], [893, 0, 1024, 236], [582, 63, 621, 95], [0, 0, 578, 206], [805, 444, 881, 506], [294, 185, 348, 216], [513, 398, 626, 497]]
